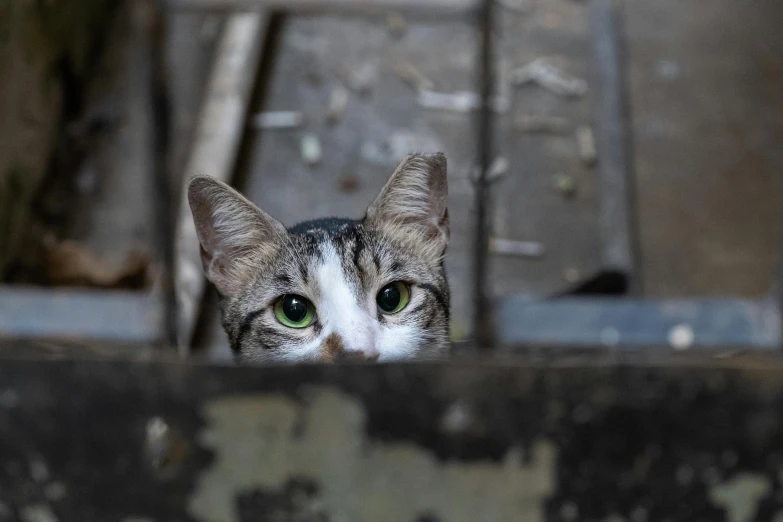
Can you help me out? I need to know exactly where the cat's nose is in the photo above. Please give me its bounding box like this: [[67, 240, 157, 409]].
[[321, 332, 379, 362]]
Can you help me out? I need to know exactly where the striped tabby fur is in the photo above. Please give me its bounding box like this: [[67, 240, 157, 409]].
[[188, 153, 450, 363]]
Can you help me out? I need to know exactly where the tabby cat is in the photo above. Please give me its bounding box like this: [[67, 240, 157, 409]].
[[188, 153, 450, 363]]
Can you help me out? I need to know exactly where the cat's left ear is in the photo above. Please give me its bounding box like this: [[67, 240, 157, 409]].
[[364, 153, 449, 257], [188, 175, 286, 296]]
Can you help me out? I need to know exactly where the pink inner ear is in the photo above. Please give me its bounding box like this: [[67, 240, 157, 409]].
[[213, 257, 228, 278], [198, 243, 213, 273], [205, 249, 244, 297], [438, 208, 450, 240]]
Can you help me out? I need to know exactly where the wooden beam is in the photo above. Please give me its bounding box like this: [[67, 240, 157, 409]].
[[174, 12, 268, 352], [166, 0, 480, 15]]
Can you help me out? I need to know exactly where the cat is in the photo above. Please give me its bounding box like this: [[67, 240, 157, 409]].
[[188, 153, 451, 363]]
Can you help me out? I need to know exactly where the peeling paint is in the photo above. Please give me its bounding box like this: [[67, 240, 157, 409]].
[[188, 388, 557, 522], [629, 506, 648, 522], [29, 457, 49, 483], [709, 473, 770, 522], [19, 504, 58, 522], [43, 482, 66, 502]]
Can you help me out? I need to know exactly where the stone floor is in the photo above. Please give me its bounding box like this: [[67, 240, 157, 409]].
[[193, 1, 783, 357]]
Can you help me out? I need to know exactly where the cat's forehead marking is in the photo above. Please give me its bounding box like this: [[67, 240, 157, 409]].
[[316, 242, 362, 305], [314, 241, 380, 359]]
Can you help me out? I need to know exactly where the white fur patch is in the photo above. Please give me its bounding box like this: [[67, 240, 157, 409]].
[[316, 244, 379, 359], [376, 324, 423, 361], [278, 241, 427, 361]]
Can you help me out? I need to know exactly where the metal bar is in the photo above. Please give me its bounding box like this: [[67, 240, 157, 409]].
[[472, 0, 495, 351], [495, 296, 782, 349], [0, 287, 162, 343], [166, 0, 480, 14], [174, 12, 269, 354], [146, 0, 179, 347], [589, 0, 641, 291]]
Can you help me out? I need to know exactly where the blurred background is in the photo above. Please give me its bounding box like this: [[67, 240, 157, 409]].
[[1, 0, 781, 359]]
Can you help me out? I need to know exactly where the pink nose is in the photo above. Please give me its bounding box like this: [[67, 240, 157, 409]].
[[321, 333, 379, 362]]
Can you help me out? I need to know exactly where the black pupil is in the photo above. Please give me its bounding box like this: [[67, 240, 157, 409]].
[[377, 284, 401, 312], [283, 296, 308, 323]]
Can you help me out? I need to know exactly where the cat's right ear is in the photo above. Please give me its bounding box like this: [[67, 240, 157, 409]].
[[364, 153, 449, 260], [187, 176, 286, 296]]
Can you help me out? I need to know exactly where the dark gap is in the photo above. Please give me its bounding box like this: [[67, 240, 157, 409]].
[[471, 0, 496, 352], [149, 6, 178, 347], [553, 270, 629, 297]]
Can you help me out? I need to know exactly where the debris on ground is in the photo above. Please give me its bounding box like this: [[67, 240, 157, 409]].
[[515, 114, 570, 134], [487, 156, 510, 182], [552, 173, 578, 198], [511, 58, 588, 98], [250, 111, 304, 130], [361, 130, 443, 167], [43, 236, 150, 289], [338, 173, 360, 193], [471, 156, 510, 184], [576, 124, 597, 166], [563, 267, 581, 283], [338, 61, 378, 95], [325, 86, 349, 125], [490, 237, 546, 258], [418, 90, 509, 113], [419, 90, 478, 112], [386, 12, 408, 39], [496, 0, 535, 13], [668, 323, 695, 350], [393, 61, 434, 93], [300, 134, 322, 166]]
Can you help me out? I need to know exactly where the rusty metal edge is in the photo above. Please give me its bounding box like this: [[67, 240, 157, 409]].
[[495, 295, 782, 350], [0, 286, 163, 343]]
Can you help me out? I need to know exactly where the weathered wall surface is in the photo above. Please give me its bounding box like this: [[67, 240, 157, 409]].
[[0, 2, 115, 275], [1, 355, 783, 521]]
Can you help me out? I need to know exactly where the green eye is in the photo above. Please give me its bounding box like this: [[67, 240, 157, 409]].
[[376, 282, 410, 314], [274, 295, 315, 328]]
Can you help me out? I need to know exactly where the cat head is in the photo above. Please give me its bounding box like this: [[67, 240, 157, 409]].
[[188, 153, 450, 363]]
